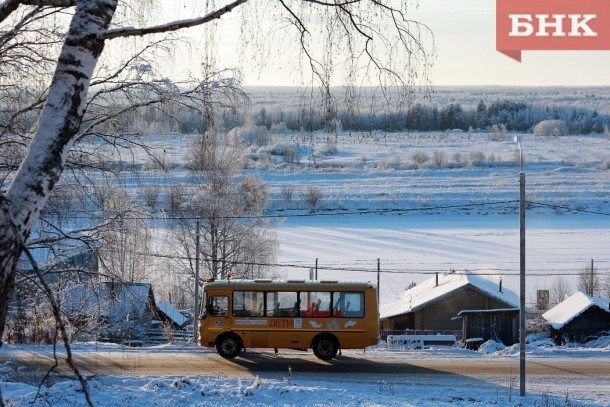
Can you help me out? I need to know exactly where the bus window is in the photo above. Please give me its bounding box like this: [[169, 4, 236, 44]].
[[266, 292, 298, 317], [199, 291, 207, 319], [233, 291, 264, 317], [333, 292, 364, 318], [299, 292, 331, 317], [210, 296, 228, 317]]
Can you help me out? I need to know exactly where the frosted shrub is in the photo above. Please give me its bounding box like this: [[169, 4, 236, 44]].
[[469, 150, 487, 166], [304, 185, 323, 209], [281, 185, 295, 202], [389, 154, 402, 169], [270, 144, 301, 164], [533, 119, 567, 137], [491, 123, 508, 140], [452, 152, 464, 163], [234, 124, 271, 147], [433, 150, 445, 167], [142, 185, 160, 207], [166, 184, 186, 213], [270, 122, 288, 133], [410, 150, 429, 165], [320, 137, 338, 156]]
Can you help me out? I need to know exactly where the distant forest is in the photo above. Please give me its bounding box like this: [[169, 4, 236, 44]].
[[120, 87, 610, 136], [245, 100, 608, 134]]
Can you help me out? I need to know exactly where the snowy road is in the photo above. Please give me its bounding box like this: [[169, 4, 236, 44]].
[[6, 347, 610, 378]]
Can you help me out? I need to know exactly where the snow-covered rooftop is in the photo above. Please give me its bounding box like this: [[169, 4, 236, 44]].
[[156, 299, 188, 328], [380, 270, 519, 320], [542, 291, 610, 330]]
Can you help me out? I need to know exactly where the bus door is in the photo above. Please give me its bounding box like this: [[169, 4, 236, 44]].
[[207, 294, 231, 335]]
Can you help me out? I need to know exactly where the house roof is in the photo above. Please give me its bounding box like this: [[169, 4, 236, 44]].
[[64, 282, 155, 320], [380, 270, 519, 320], [156, 299, 188, 328], [542, 291, 610, 330]]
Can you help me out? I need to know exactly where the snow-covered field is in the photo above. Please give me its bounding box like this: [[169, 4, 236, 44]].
[[1, 337, 610, 406], [273, 213, 610, 306], [116, 130, 610, 304]]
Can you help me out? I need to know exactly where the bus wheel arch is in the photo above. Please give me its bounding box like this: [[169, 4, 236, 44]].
[[311, 333, 340, 360], [215, 332, 242, 359]]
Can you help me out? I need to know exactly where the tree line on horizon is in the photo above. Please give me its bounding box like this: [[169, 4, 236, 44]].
[[133, 97, 609, 136], [249, 99, 608, 135]]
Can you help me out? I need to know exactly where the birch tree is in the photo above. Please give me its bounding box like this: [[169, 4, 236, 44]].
[[0, 0, 433, 345]]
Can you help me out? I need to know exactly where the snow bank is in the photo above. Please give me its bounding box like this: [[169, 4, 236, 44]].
[[478, 340, 506, 354], [1, 373, 602, 406]]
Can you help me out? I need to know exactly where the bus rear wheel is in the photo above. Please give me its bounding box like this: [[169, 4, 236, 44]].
[[216, 333, 242, 359], [312, 334, 339, 360]]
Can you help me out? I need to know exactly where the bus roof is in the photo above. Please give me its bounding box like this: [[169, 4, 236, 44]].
[[203, 279, 376, 291]]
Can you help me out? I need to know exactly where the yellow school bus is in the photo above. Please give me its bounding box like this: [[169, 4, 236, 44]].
[[199, 279, 379, 360]]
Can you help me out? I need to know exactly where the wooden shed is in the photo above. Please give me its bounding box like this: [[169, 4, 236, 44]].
[[458, 308, 519, 345], [542, 291, 610, 343], [380, 270, 519, 331]]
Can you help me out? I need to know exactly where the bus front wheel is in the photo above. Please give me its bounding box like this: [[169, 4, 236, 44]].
[[216, 333, 242, 359], [312, 334, 339, 360]]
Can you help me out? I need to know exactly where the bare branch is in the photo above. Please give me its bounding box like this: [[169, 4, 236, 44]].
[[21, 246, 94, 407], [101, 0, 248, 40]]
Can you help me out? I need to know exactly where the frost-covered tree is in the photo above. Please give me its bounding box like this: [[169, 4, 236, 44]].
[[533, 119, 568, 137], [578, 260, 601, 297], [0, 0, 434, 347], [174, 131, 276, 281], [549, 277, 572, 306]]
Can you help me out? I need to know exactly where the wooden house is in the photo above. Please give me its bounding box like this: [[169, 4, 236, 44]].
[[458, 308, 519, 345], [64, 282, 158, 341], [380, 270, 519, 332], [542, 291, 610, 343]]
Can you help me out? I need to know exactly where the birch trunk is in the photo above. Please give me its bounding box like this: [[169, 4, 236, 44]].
[[0, 0, 118, 343]]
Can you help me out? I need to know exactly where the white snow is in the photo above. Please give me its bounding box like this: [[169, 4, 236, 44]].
[[542, 291, 610, 330], [1, 342, 610, 406]]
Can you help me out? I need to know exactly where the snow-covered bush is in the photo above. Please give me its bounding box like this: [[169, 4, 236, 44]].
[[304, 185, 323, 208], [411, 150, 429, 165], [269, 144, 301, 164], [533, 119, 567, 137], [270, 122, 288, 134], [232, 124, 271, 147], [433, 150, 446, 168], [478, 340, 506, 354], [525, 332, 556, 347], [281, 185, 295, 202]]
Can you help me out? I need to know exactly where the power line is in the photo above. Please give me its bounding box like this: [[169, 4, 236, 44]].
[[97, 248, 610, 277], [526, 200, 610, 216], [40, 199, 520, 221]]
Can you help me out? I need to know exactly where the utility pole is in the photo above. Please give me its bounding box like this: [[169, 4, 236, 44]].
[[377, 258, 380, 309], [590, 258, 594, 296], [515, 135, 526, 397], [194, 219, 200, 344], [315, 258, 318, 280]]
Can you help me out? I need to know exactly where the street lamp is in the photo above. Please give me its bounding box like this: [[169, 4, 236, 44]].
[[514, 135, 526, 397]]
